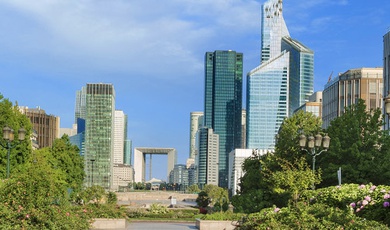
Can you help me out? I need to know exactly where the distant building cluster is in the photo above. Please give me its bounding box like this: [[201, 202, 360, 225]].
[[19, 0, 390, 194]]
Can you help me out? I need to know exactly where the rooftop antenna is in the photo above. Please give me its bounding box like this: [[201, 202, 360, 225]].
[[327, 71, 333, 83]]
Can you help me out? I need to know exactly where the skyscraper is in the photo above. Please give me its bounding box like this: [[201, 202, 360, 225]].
[[246, 0, 313, 150], [383, 31, 390, 130], [196, 127, 219, 188], [114, 110, 126, 164], [84, 83, 115, 189], [204, 50, 243, 188], [189, 111, 203, 160]]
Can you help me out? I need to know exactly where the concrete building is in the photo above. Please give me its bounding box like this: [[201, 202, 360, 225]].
[[383, 31, 390, 130], [204, 50, 243, 187], [114, 110, 126, 164], [246, 0, 313, 151], [189, 112, 203, 163], [323, 68, 383, 128], [294, 91, 323, 118], [19, 106, 60, 148], [196, 127, 219, 188], [228, 149, 253, 196], [169, 164, 189, 188], [133, 147, 177, 182], [241, 109, 246, 149], [112, 163, 134, 191]]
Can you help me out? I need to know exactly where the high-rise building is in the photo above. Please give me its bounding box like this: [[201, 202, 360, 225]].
[[246, 0, 313, 150], [196, 127, 219, 188], [83, 83, 115, 189], [19, 106, 60, 148], [189, 112, 203, 160], [383, 31, 390, 130], [124, 139, 132, 165], [282, 37, 314, 115], [114, 110, 126, 164], [228, 149, 252, 196], [204, 50, 243, 188], [323, 68, 383, 128]]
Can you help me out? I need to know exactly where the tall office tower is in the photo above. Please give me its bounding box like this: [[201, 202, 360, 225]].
[[282, 37, 314, 115], [384, 31, 390, 130], [323, 68, 383, 128], [246, 0, 313, 150], [189, 112, 203, 159], [83, 83, 115, 189], [124, 139, 132, 165], [114, 110, 126, 164], [241, 109, 246, 149], [75, 86, 87, 123], [19, 106, 60, 148], [196, 127, 219, 188], [204, 50, 243, 188]]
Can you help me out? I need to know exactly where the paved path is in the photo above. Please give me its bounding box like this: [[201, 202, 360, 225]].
[[128, 221, 197, 230]]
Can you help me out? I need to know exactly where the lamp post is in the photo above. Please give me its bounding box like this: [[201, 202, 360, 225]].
[[384, 95, 390, 129], [0, 126, 26, 178], [90, 159, 95, 186], [299, 133, 330, 189]]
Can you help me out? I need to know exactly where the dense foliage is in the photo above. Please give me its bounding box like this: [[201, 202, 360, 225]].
[[318, 99, 390, 187]]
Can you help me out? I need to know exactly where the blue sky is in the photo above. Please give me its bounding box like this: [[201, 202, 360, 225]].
[[0, 0, 388, 180]]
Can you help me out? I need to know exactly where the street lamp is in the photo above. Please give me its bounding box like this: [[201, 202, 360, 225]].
[[299, 133, 330, 189], [384, 95, 390, 129], [0, 126, 26, 178]]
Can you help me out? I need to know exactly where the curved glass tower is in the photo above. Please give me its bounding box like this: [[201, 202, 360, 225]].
[[246, 0, 313, 150]]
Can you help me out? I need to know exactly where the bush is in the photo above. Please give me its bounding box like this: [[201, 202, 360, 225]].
[[238, 202, 388, 229]]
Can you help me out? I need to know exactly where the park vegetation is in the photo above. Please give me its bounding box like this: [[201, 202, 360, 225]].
[[0, 94, 125, 229]]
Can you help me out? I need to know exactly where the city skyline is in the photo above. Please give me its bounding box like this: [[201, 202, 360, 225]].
[[1, 0, 388, 179]]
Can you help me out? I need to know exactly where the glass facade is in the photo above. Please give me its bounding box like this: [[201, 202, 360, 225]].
[[246, 0, 314, 150], [203, 50, 243, 188], [247, 52, 289, 149], [84, 83, 115, 189], [282, 37, 314, 115]]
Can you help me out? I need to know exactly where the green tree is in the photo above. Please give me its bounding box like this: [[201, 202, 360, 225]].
[[318, 99, 390, 186], [50, 135, 85, 192], [233, 111, 323, 213], [187, 184, 201, 193], [0, 94, 33, 178], [274, 110, 323, 164], [202, 184, 229, 212]]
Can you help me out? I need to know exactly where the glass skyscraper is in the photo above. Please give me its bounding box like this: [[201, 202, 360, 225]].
[[204, 50, 243, 188], [83, 83, 115, 189], [246, 0, 313, 150]]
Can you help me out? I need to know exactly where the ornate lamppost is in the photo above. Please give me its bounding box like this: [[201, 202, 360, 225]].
[[299, 133, 330, 189], [90, 159, 95, 186], [0, 126, 26, 178]]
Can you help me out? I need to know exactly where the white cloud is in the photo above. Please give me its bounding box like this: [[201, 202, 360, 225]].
[[0, 0, 260, 83]]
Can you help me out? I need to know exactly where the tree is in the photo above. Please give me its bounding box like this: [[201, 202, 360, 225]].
[[274, 110, 323, 164], [0, 94, 33, 178], [318, 99, 390, 186], [50, 135, 85, 192], [187, 184, 201, 193]]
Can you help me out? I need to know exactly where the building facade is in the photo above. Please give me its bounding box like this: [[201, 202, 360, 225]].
[[19, 106, 60, 148], [196, 127, 219, 188], [228, 149, 253, 196], [114, 110, 126, 164], [294, 91, 323, 118], [204, 50, 243, 187], [112, 163, 134, 191], [246, 0, 313, 150], [189, 111, 203, 160], [83, 83, 115, 189], [384, 31, 390, 130], [323, 68, 383, 128]]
